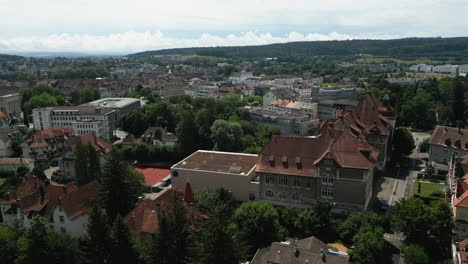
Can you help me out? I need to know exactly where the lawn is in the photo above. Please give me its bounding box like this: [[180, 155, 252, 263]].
[[0, 178, 5, 186], [414, 180, 445, 201]]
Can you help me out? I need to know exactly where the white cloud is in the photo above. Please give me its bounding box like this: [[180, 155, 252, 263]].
[[0, 30, 437, 53]]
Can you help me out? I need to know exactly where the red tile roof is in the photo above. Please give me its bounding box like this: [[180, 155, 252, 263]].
[[459, 239, 468, 263], [257, 126, 377, 177], [134, 167, 171, 187], [124, 185, 200, 235], [69, 133, 112, 156], [24, 126, 74, 148], [60, 181, 99, 219], [429, 126, 468, 149]]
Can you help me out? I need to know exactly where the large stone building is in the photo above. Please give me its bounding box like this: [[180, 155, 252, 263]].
[[247, 106, 318, 136], [320, 92, 396, 169], [263, 88, 299, 106], [256, 126, 378, 213], [447, 154, 468, 235], [429, 126, 468, 165], [32, 106, 117, 140], [82, 97, 141, 119]]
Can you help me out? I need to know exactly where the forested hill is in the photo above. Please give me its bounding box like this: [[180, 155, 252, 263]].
[[0, 54, 23, 63], [130, 37, 468, 60]]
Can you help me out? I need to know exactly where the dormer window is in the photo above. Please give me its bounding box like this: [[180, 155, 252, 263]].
[[269, 155, 275, 167], [445, 138, 452, 146], [295, 156, 302, 169], [455, 140, 461, 148], [282, 155, 288, 168]]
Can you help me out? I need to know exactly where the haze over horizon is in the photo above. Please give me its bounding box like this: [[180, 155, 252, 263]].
[[1, 0, 468, 54]]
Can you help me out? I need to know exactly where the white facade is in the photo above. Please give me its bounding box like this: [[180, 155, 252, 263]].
[[50, 204, 89, 237], [32, 107, 116, 140]]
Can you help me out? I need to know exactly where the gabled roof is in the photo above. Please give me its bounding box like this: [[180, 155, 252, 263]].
[[124, 184, 198, 235], [24, 126, 74, 148], [429, 125, 468, 149], [68, 133, 112, 156], [60, 181, 99, 220], [256, 126, 377, 177]]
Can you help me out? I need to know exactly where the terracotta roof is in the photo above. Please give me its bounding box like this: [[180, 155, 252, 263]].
[[124, 188, 191, 235], [270, 88, 299, 100], [459, 239, 468, 263], [141, 127, 178, 143], [25, 126, 73, 148], [429, 126, 468, 149], [69, 133, 112, 155], [60, 181, 99, 220], [352, 92, 391, 136], [257, 126, 376, 177], [134, 167, 170, 186]]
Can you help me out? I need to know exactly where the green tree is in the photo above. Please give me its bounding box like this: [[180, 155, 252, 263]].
[[399, 91, 436, 130], [194, 188, 237, 214], [337, 212, 388, 245], [79, 88, 100, 104], [231, 201, 283, 254], [210, 120, 243, 151], [297, 200, 331, 238], [176, 110, 199, 155], [193, 203, 241, 264], [349, 226, 385, 264], [99, 148, 144, 220], [195, 108, 216, 150], [152, 193, 192, 264], [392, 198, 431, 245], [110, 216, 139, 264], [392, 127, 415, 161], [81, 207, 111, 264], [453, 76, 466, 125], [418, 138, 430, 153], [402, 244, 429, 264], [87, 142, 101, 180], [74, 139, 90, 186], [0, 225, 18, 263], [120, 110, 148, 137]]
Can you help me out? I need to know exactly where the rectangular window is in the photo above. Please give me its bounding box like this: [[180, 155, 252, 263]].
[[306, 178, 312, 189], [59, 216, 65, 223], [321, 187, 333, 198], [293, 176, 301, 187], [322, 174, 334, 185], [279, 175, 288, 186], [265, 175, 275, 185]]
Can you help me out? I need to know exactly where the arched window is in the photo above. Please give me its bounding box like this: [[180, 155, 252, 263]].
[[265, 190, 274, 198]]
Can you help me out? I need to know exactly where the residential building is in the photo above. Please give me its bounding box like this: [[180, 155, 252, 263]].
[[292, 82, 312, 102], [247, 106, 318, 136], [32, 106, 117, 140], [83, 97, 140, 119], [263, 88, 299, 106], [58, 133, 112, 181], [314, 87, 357, 102], [268, 99, 318, 119], [457, 239, 468, 264], [251, 236, 349, 264], [448, 154, 468, 236], [0, 176, 98, 237], [21, 127, 74, 162], [0, 125, 28, 157], [124, 184, 197, 238], [256, 126, 378, 212], [429, 126, 468, 165], [0, 158, 34, 172], [185, 85, 219, 98], [0, 108, 20, 128], [134, 166, 171, 191], [171, 150, 259, 202], [0, 93, 21, 115], [140, 127, 178, 147]]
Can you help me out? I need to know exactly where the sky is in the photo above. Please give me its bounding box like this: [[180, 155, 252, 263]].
[[1, 0, 467, 54]]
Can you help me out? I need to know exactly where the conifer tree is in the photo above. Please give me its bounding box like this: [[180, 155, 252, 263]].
[[74, 139, 90, 186], [99, 148, 143, 220], [152, 193, 191, 264], [81, 207, 111, 264], [87, 142, 101, 181], [110, 215, 139, 264]]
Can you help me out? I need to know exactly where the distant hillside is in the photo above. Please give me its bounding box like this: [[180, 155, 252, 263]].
[[0, 54, 23, 63], [130, 37, 468, 61]]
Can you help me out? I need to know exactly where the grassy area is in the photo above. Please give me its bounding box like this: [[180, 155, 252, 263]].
[[0, 178, 5, 186], [414, 180, 445, 201]]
